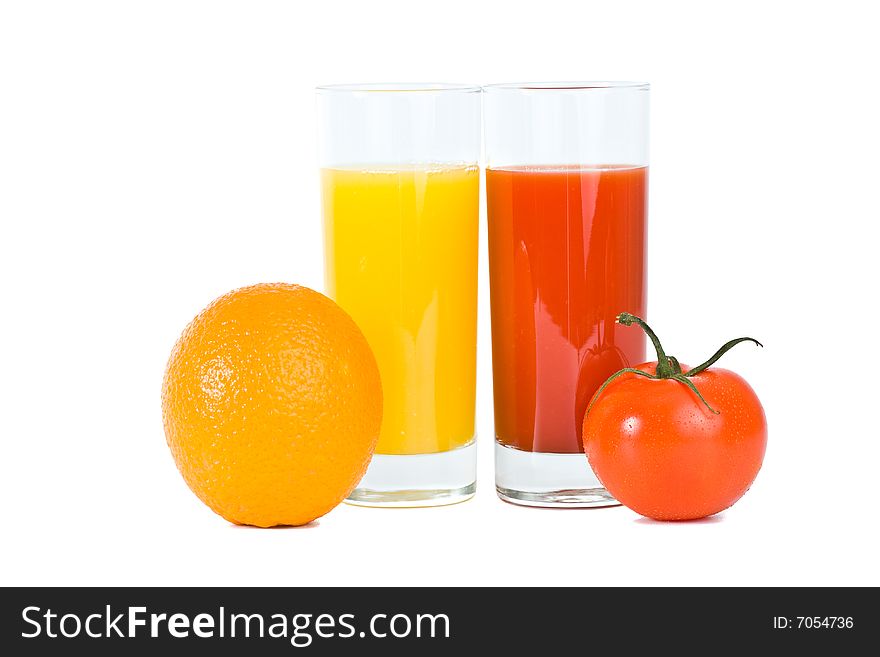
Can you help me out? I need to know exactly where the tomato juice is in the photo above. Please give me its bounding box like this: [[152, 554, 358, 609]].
[[486, 165, 647, 454]]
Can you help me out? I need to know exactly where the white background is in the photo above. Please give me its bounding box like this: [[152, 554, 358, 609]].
[[1, 0, 878, 587]]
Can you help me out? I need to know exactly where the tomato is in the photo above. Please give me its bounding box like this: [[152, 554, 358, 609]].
[[582, 314, 767, 521]]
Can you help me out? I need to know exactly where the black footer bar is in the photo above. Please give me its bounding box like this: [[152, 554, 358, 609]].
[[0, 587, 869, 654]]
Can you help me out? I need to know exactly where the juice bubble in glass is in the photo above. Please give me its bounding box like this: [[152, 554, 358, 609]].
[[484, 82, 649, 507], [318, 84, 481, 506]]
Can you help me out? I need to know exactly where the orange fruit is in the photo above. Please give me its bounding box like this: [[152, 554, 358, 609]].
[[161, 283, 382, 527]]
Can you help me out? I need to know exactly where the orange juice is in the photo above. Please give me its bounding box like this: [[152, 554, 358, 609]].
[[322, 165, 479, 455]]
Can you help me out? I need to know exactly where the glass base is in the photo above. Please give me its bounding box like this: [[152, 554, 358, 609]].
[[346, 441, 476, 508], [494, 442, 619, 508]]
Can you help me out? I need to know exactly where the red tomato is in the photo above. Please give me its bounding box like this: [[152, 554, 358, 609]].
[[582, 314, 767, 521]]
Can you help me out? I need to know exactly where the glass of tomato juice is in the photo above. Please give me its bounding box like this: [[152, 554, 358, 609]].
[[484, 82, 650, 507]]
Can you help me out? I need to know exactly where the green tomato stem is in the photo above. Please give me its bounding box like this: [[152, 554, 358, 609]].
[[584, 313, 763, 418], [617, 312, 675, 378], [585, 367, 658, 417], [684, 337, 763, 377], [673, 374, 719, 414]]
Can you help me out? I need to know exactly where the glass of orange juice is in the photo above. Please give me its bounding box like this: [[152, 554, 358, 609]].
[[317, 84, 481, 506]]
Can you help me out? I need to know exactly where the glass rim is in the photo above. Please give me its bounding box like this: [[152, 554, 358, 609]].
[[483, 81, 649, 92], [316, 82, 482, 94]]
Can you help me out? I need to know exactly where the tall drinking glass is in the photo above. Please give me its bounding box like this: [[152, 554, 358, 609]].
[[484, 82, 649, 507], [318, 84, 481, 506]]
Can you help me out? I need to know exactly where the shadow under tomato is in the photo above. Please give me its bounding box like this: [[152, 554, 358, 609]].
[[634, 513, 725, 525]]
